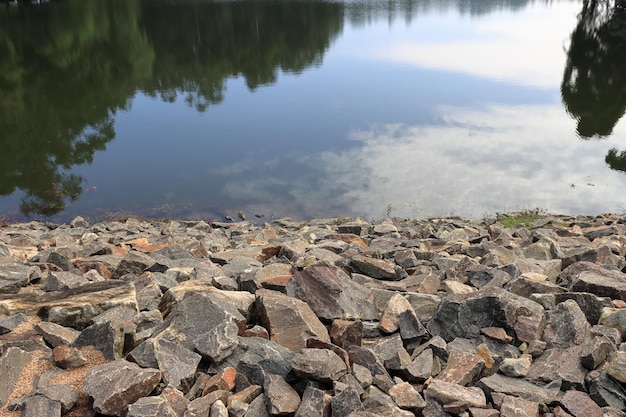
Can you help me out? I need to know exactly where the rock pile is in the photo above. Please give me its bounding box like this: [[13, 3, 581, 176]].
[[0, 213, 626, 417]]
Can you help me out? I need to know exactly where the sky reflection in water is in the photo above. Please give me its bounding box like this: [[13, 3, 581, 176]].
[[2, 0, 625, 221]]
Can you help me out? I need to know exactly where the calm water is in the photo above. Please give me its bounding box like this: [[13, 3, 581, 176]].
[[2, 0, 626, 222]]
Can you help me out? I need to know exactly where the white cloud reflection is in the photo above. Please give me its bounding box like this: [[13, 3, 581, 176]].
[[215, 104, 626, 220], [340, 2, 581, 89], [302, 104, 626, 219]]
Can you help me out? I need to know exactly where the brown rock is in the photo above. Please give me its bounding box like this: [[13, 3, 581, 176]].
[[52, 345, 87, 369], [203, 367, 237, 395], [256, 289, 330, 352], [560, 390, 603, 417], [500, 395, 539, 417], [330, 319, 363, 348], [263, 373, 301, 415], [436, 350, 485, 386], [424, 379, 487, 408]]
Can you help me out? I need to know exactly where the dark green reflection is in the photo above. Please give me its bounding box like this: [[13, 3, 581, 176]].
[[0, 0, 344, 217], [561, 0, 626, 174], [561, 0, 626, 139]]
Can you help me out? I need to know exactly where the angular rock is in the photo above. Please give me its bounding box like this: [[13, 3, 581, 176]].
[[18, 394, 62, 417], [571, 270, 626, 300], [292, 348, 348, 383], [331, 386, 364, 417], [348, 346, 395, 393], [351, 254, 399, 280], [73, 320, 125, 360], [606, 350, 626, 383], [125, 396, 178, 417], [379, 293, 426, 341], [294, 386, 331, 417], [500, 395, 539, 417], [499, 354, 532, 377], [152, 338, 201, 389], [256, 289, 330, 352], [0, 280, 138, 330], [0, 263, 38, 294], [52, 345, 87, 369], [0, 347, 34, 406], [389, 381, 426, 410], [330, 319, 363, 349], [263, 373, 300, 415], [34, 321, 80, 347], [428, 287, 545, 343], [361, 385, 414, 417], [287, 263, 378, 321], [560, 390, 603, 417], [424, 379, 487, 408], [83, 359, 162, 416], [0, 312, 27, 334], [203, 367, 237, 395], [436, 350, 485, 386], [580, 336, 613, 370], [526, 346, 586, 390], [154, 291, 245, 357], [477, 373, 560, 405], [543, 300, 590, 349]]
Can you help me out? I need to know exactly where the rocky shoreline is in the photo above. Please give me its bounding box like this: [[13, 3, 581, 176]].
[[0, 213, 625, 417]]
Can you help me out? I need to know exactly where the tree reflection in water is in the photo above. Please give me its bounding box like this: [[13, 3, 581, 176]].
[[561, 0, 626, 172]]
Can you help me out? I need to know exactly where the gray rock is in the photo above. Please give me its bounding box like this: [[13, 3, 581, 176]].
[[154, 290, 246, 354], [499, 354, 532, 377], [543, 299, 590, 349], [34, 321, 80, 347], [405, 348, 435, 383], [112, 251, 157, 279], [210, 336, 295, 386], [571, 270, 626, 300], [263, 373, 300, 415], [245, 393, 270, 417], [0, 347, 34, 406], [196, 321, 240, 363], [18, 394, 62, 417], [477, 373, 560, 405], [0, 263, 38, 294], [361, 385, 413, 417], [46, 271, 89, 291], [554, 292, 612, 326], [125, 396, 178, 417], [183, 390, 229, 417], [34, 384, 79, 412], [428, 287, 545, 343], [580, 336, 614, 370], [292, 348, 348, 383], [210, 399, 229, 417], [331, 386, 364, 417], [295, 386, 331, 417], [379, 293, 426, 341], [73, 320, 125, 360], [587, 370, 626, 409], [83, 359, 162, 416], [350, 254, 400, 280], [347, 346, 394, 393], [286, 263, 378, 321], [0, 312, 27, 334], [152, 338, 201, 389], [424, 379, 487, 408], [330, 319, 363, 349]]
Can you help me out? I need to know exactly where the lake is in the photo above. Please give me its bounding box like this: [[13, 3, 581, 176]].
[[2, 0, 626, 223]]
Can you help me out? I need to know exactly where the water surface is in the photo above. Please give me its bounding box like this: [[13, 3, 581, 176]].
[[1, 0, 626, 222]]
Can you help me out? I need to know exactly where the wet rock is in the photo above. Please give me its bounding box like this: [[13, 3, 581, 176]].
[[83, 359, 162, 416]]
